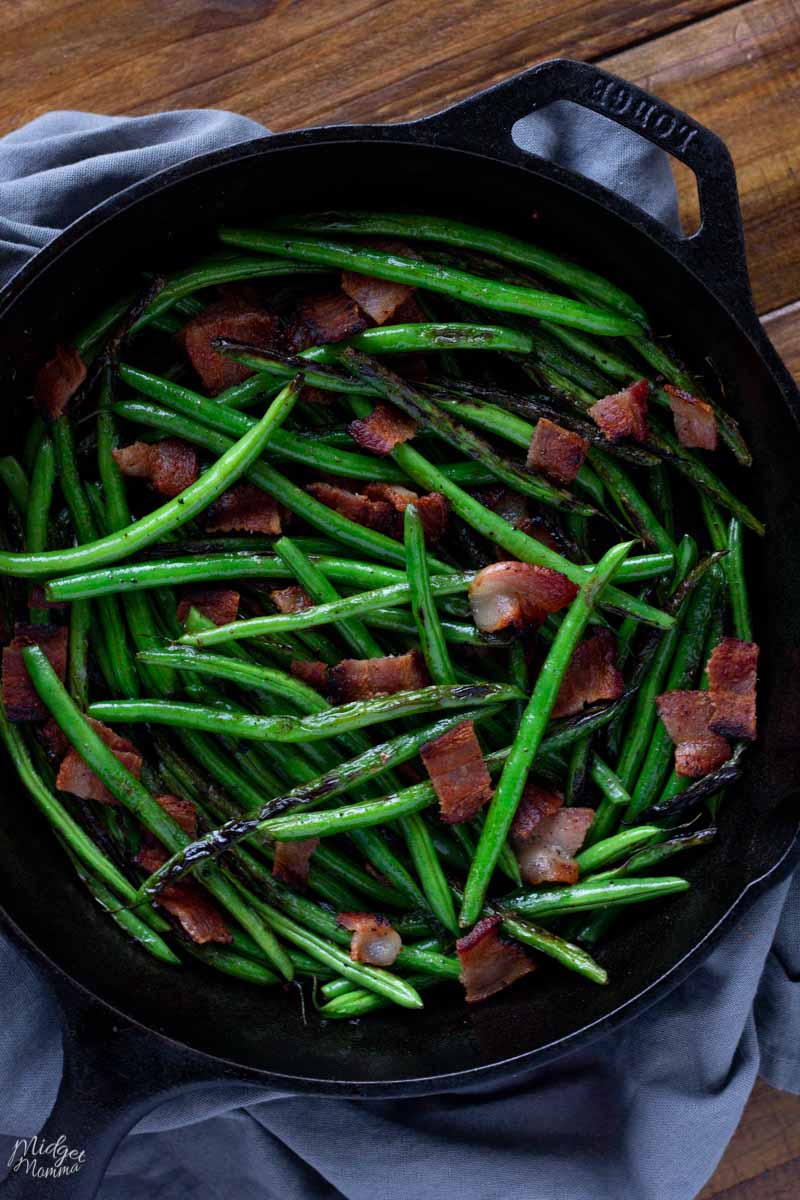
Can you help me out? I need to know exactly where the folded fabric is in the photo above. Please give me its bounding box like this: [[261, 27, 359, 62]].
[[0, 102, 797, 1200]]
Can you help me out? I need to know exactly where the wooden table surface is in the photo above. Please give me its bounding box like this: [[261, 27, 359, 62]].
[[2, 2, 798, 1194]]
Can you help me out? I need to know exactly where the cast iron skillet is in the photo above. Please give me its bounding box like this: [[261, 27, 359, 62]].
[[1, 59, 798, 1200]]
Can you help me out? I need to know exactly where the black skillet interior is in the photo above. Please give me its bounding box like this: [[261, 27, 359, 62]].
[[0, 60, 799, 1094]]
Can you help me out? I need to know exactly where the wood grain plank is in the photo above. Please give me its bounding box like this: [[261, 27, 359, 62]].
[[698, 1081, 800, 1198], [0, 0, 733, 137], [763, 302, 800, 383], [602, 0, 800, 314]]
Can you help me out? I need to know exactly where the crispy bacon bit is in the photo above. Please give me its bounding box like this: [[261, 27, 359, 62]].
[[348, 403, 417, 455], [329, 649, 428, 703], [510, 782, 564, 843], [552, 629, 625, 719], [2, 624, 68, 722], [176, 587, 240, 628], [474, 486, 560, 554], [181, 299, 281, 394], [527, 418, 589, 485], [206, 483, 282, 535], [134, 793, 231, 944], [341, 271, 415, 326], [337, 911, 403, 966], [706, 637, 759, 741], [307, 482, 395, 535], [469, 562, 578, 633], [271, 585, 313, 615], [664, 385, 718, 451], [56, 718, 142, 805], [514, 807, 595, 885], [656, 690, 732, 777], [112, 438, 199, 498], [272, 838, 320, 889], [290, 659, 330, 693], [588, 379, 650, 443], [39, 718, 68, 761], [364, 482, 450, 542], [288, 291, 368, 351], [34, 344, 87, 420], [456, 915, 535, 1004], [419, 720, 493, 824], [392, 294, 427, 324]]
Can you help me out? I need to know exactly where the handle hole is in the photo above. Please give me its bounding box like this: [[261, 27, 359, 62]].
[[511, 100, 700, 237]]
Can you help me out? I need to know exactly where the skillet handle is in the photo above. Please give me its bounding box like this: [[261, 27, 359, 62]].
[[0, 942, 245, 1200], [416, 58, 755, 326]]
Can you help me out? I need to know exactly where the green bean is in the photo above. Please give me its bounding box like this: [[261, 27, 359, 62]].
[[67, 597, 91, 710], [342, 348, 591, 515], [460, 539, 634, 926], [541, 321, 641, 380], [118, 363, 411, 483], [312, 841, 406, 910], [349, 398, 673, 630], [219, 228, 642, 336], [646, 463, 675, 543], [185, 944, 279, 985], [581, 757, 632, 848], [501, 875, 689, 919], [113, 398, 455, 574], [275, 535, 383, 660], [624, 564, 722, 823], [21, 644, 296, 980], [614, 536, 698, 791], [318, 975, 440, 1018], [0, 378, 301, 577], [0, 456, 30, 514], [89, 681, 518, 743], [97, 366, 176, 696], [236, 884, 423, 1009], [134, 709, 499, 894], [588, 450, 675, 555], [499, 915, 607, 984], [25, 438, 55, 553], [137, 647, 324, 710], [271, 212, 648, 325], [51, 415, 140, 699], [575, 825, 663, 875], [0, 709, 170, 937], [363, 608, 494, 646], [565, 735, 591, 807], [67, 848, 181, 966], [178, 573, 472, 647], [651, 425, 763, 535], [727, 518, 751, 641], [404, 503, 455, 685]]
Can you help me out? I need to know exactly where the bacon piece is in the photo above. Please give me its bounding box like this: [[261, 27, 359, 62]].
[[348, 403, 417, 455], [329, 649, 428, 703], [514, 807, 595, 885], [341, 271, 415, 326], [510, 781, 564, 843], [272, 838, 320, 889], [288, 291, 368, 351], [706, 637, 759, 741], [270, 585, 313, 615], [182, 299, 281, 394], [56, 717, 142, 805], [469, 562, 578, 633], [474, 486, 560, 554], [176, 587, 240, 627], [664, 385, 718, 451], [134, 793, 232, 944], [206, 482, 282, 535], [112, 438, 199, 498], [364, 483, 449, 542], [419, 720, 493, 823], [337, 912, 403, 966], [39, 717, 68, 761], [456, 915, 535, 1004], [588, 379, 650, 443], [307, 482, 395, 535], [290, 659, 330, 693], [2, 624, 69, 722], [34, 344, 86, 420], [527, 417, 589, 485], [655, 690, 732, 777], [551, 629, 625, 719]]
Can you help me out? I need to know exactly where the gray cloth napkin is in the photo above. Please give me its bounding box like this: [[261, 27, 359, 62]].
[[0, 104, 797, 1200]]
